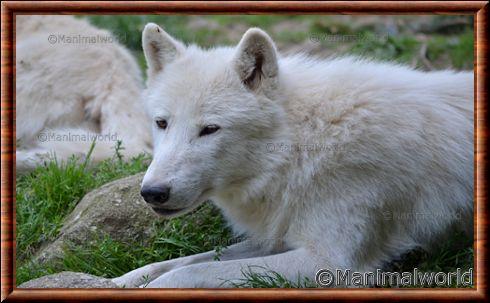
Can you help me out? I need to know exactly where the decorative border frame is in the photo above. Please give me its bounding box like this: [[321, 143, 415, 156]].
[[1, 1, 487, 301]]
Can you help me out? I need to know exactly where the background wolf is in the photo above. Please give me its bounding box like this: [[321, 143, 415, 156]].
[[16, 16, 152, 173]]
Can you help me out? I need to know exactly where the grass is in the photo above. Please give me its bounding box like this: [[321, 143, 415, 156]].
[[17, 203, 232, 284], [16, 141, 233, 285], [226, 266, 317, 288], [385, 231, 473, 288], [15, 142, 474, 288], [16, 141, 152, 283], [16, 15, 474, 287], [16, 141, 150, 262]]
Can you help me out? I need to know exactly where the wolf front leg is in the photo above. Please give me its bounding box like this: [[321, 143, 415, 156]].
[[112, 240, 268, 288], [145, 248, 322, 288]]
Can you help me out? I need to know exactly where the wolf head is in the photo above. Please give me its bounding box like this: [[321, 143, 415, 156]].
[[140, 24, 288, 217]]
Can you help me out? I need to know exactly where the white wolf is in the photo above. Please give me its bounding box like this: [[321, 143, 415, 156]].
[[113, 23, 473, 288], [16, 16, 152, 173]]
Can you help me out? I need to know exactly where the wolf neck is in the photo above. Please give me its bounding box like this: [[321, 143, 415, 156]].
[[213, 158, 291, 250]]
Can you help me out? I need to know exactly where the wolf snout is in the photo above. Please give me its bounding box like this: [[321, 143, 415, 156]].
[[140, 185, 171, 205]]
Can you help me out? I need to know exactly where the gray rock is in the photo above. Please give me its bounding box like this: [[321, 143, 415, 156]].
[[18, 271, 119, 288], [34, 172, 163, 264]]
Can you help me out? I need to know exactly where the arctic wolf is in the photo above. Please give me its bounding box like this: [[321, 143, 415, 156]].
[[113, 23, 473, 288], [16, 16, 151, 173]]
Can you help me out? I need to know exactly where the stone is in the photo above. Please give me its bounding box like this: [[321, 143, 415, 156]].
[[18, 271, 119, 288], [33, 172, 163, 264]]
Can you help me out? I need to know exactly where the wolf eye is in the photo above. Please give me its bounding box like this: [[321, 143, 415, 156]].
[[199, 125, 220, 137], [156, 119, 168, 130]]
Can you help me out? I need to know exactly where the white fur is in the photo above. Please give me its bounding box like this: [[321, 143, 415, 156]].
[[113, 24, 473, 288], [16, 16, 152, 173]]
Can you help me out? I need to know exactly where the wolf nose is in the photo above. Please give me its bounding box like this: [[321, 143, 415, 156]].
[[141, 186, 171, 205]]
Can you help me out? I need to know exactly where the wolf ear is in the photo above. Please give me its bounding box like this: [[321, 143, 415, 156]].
[[142, 23, 185, 78], [233, 28, 279, 92]]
